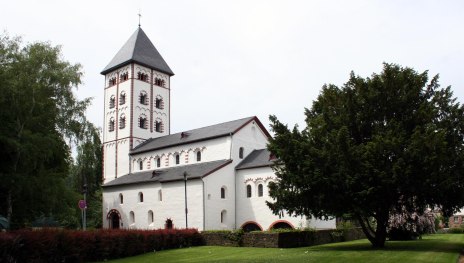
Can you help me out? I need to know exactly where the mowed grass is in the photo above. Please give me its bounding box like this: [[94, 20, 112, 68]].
[[105, 234, 464, 263]]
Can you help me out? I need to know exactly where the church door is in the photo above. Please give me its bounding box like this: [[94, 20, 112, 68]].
[[111, 213, 120, 229]]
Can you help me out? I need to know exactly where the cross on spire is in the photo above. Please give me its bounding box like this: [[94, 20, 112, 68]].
[[138, 12, 142, 27]]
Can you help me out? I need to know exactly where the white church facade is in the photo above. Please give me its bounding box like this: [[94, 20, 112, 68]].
[[101, 27, 336, 231]]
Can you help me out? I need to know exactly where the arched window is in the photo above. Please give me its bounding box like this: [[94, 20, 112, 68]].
[[130, 211, 135, 224], [221, 187, 226, 199], [239, 147, 244, 159], [139, 91, 148, 105], [109, 77, 117, 86], [246, 184, 252, 198], [175, 154, 180, 165], [155, 120, 163, 133], [148, 210, 154, 223], [139, 160, 143, 170], [155, 96, 164, 109], [119, 91, 126, 105], [156, 157, 161, 168], [119, 114, 126, 129], [119, 193, 123, 204], [120, 72, 129, 82], [258, 184, 263, 197], [221, 210, 227, 224], [109, 118, 115, 132], [109, 95, 115, 108], [139, 115, 148, 129], [138, 192, 144, 202], [137, 72, 149, 82], [158, 189, 163, 201], [196, 151, 201, 162]]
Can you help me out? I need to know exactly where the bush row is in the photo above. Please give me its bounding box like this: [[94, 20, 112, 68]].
[[0, 228, 203, 263]]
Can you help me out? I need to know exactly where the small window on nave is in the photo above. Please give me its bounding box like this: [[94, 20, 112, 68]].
[[139, 160, 143, 170], [239, 147, 244, 159], [156, 157, 161, 168], [119, 193, 123, 204], [138, 192, 144, 203], [175, 154, 180, 165], [258, 184, 263, 197], [196, 151, 201, 162], [246, 184, 252, 198]]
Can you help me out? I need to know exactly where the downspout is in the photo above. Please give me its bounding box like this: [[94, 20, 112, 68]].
[[229, 133, 237, 230], [202, 177, 206, 231]]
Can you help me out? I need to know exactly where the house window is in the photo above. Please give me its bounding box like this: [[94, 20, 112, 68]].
[[148, 210, 154, 223], [246, 185, 252, 198], [120, 72, 129, 82], [119, 115, 126, 129], [155, 120, 163, 133], [221, 210, 227, 224], [156, 157, 161, 168], [130, 211, 135, 224], [119, 92, 126, 105], [258, 184, 263, 197], [239, 147, 244, 159], [196, 151, 201, 162], [139, 91, 148, 105], [155, 97, 164, 109], [175, 154, 180, 165], [137, 72, 149, 82], [221, 187, 226, 199], [119, 193, 123, 204], [109, 118, 115, 132], [139, 160, 143, 170], [109, 96, 115, 109], [158, 190, 162, 201], [139, 115, 148, 129], [109, 77, 117, 86], [454, 216, 459, 223]]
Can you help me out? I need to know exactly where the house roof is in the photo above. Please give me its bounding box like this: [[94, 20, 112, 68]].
[[131, 116, 271, 155], [236, 149, 274, 170], [103, 159, 232, 188], [101, 27, 174, 76]]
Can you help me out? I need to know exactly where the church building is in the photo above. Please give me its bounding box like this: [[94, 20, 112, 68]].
[[101, 27, 336, 231]]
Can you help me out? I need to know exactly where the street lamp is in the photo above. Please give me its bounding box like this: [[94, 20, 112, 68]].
[[183, 172, 188, 228]]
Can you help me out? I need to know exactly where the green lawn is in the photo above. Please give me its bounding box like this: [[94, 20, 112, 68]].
[[105, 234, 464, 263]]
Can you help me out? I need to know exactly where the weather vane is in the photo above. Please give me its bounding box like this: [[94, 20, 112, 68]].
[[138, 11, 142, 27]]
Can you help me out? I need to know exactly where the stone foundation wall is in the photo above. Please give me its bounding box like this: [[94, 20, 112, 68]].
[[202, 228, 365, 248]]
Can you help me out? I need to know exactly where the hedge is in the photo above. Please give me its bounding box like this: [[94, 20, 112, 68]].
[[0, 228, 203, 262]]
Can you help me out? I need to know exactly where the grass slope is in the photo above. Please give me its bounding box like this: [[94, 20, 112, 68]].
[[105, 234, 464, 263]]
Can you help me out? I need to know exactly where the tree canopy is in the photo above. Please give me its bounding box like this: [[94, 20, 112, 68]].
[[267, 63, 464, 247], [0, 33, 101, 228]]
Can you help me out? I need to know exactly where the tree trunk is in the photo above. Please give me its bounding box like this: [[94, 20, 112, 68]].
[[356, 214, 388, 248]]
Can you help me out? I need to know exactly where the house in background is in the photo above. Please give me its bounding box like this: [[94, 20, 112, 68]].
[[101, 27, 336, 231]]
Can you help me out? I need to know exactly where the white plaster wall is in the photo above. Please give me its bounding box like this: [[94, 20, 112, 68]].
[[236, 167, 336, 230], [117, 139, 130, 178], [130, 136, 231, 173], [103, 143, 116, 184], [103, 179, 204, 230], [231, 120, 269, 166], [202, 164, 236, 230]]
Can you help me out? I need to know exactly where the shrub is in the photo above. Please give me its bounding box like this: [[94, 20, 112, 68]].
[[0, 228, 202, 262]]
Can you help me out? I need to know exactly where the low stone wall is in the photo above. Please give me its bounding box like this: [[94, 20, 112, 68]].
[[202, 228, 365, 248]]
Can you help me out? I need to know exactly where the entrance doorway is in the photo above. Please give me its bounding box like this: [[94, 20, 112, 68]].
[[107, 209, 121, 229]]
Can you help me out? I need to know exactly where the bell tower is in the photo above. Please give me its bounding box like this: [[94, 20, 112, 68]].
[[101, 27, 174, 184]]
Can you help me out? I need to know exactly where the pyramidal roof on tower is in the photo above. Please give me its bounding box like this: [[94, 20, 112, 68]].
[[101, 27, 174, 76]]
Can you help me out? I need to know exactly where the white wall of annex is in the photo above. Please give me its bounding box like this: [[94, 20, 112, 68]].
[[231, 120, 268, 165], [102, 179, 204, 230], [236, 167, 336, 230], [202, 163, 235, 230]]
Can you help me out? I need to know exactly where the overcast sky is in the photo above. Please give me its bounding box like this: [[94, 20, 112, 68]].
[[2, 0, 463, 134]]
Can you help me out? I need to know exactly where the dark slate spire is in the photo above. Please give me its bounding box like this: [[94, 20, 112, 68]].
[[101, 28, 174, 76]]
